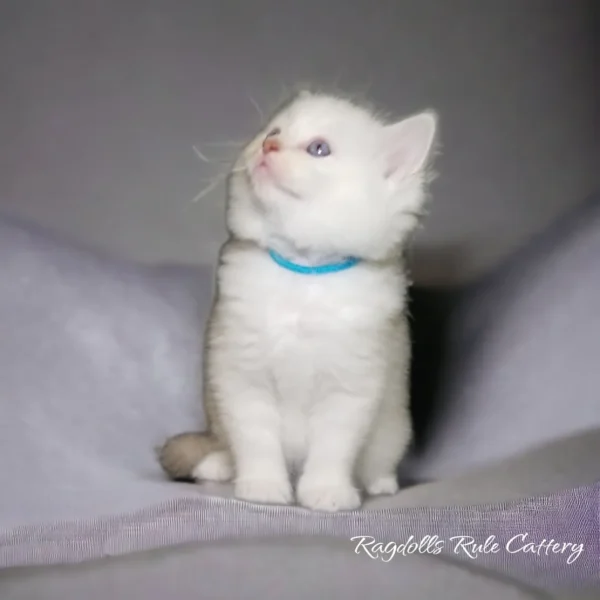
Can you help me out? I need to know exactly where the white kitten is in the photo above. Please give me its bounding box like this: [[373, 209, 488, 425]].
[[159, 91, 437, 512]]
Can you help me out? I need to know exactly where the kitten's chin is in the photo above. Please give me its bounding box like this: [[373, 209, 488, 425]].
[[247, 163, 302, 201]]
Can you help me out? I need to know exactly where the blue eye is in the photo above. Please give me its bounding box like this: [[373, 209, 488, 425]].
[[306, 139, 331, 157]]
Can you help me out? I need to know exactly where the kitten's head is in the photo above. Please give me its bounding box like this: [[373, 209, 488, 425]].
[[227, 91, 437, 262]]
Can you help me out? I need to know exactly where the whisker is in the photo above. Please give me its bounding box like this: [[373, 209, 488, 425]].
[[193, 145, 240, 168], [190, 176, 224, 203], [202, 140, 246, 148], [186, 144, 249, 207], [247, 94, 264, 123], [196, 175, 222, 183], [332, 69, 346, 90], [192, 145, 215, 164], [402, 209, 427, 221], [277, 82, 293, 105]]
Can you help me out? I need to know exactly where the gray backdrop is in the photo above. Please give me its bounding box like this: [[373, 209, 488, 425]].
[[0, 0, 598, 284]]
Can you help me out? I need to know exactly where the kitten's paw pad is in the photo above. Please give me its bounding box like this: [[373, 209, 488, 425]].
[[365, 475, 399, 496], [297, 481, 361, 512], [192, 451, 233, 483], [235, 479, 293, 505]]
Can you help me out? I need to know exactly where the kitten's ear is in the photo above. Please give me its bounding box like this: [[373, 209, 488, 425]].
[[383, 111, 437, 180]]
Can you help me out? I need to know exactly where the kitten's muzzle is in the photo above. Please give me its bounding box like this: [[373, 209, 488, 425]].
[[262, 138, 280, 154]]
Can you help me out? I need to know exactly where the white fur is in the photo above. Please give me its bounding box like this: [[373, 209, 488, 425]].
[[192, 450, 233, 482], [204, 92, 436, 511]]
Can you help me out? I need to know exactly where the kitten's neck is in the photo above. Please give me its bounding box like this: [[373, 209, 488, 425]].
[[227, 236, 404, 275], [267, 248, 361, 275], [266, 237, 356, 269]]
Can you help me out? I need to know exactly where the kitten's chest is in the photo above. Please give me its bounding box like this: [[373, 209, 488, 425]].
[[247, 276, 353, 411], [223, 264, 372, 384], [218, 248, 403, 358], [251, 276, 347, 348]]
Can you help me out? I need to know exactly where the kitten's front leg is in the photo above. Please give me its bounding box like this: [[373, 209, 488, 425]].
[[219, 378, 293, 505], [297, 391, 377, 512]]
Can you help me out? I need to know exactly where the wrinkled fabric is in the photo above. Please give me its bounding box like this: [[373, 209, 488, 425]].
[[1, 203, 599, 592]]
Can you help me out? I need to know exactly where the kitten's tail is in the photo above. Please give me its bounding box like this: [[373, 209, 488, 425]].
[[157, 432, 222, 480]]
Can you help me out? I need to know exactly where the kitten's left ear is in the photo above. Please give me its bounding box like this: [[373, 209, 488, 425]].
[[383, 111, 437, 180]]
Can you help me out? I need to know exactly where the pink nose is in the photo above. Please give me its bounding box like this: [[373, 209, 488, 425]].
[[262, 138, 280, 154]]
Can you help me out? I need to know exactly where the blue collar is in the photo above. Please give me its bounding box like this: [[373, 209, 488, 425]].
[[268, 248, 360, 275]]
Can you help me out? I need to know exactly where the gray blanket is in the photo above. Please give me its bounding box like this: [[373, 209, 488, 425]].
[[0, 217, 212, 528], [0, 205, 599, 592]]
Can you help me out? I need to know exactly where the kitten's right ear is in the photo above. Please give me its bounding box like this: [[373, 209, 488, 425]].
[[383, 111, 438, 181]]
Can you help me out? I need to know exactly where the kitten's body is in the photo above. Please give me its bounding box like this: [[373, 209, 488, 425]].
[[159, 91, 437, 511]]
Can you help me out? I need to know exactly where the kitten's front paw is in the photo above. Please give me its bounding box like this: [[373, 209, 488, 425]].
[[192, 451, 233, 483], [365, 475, 399, 496], [297, 478, 361, 512], [235, 478, 293, 505]]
